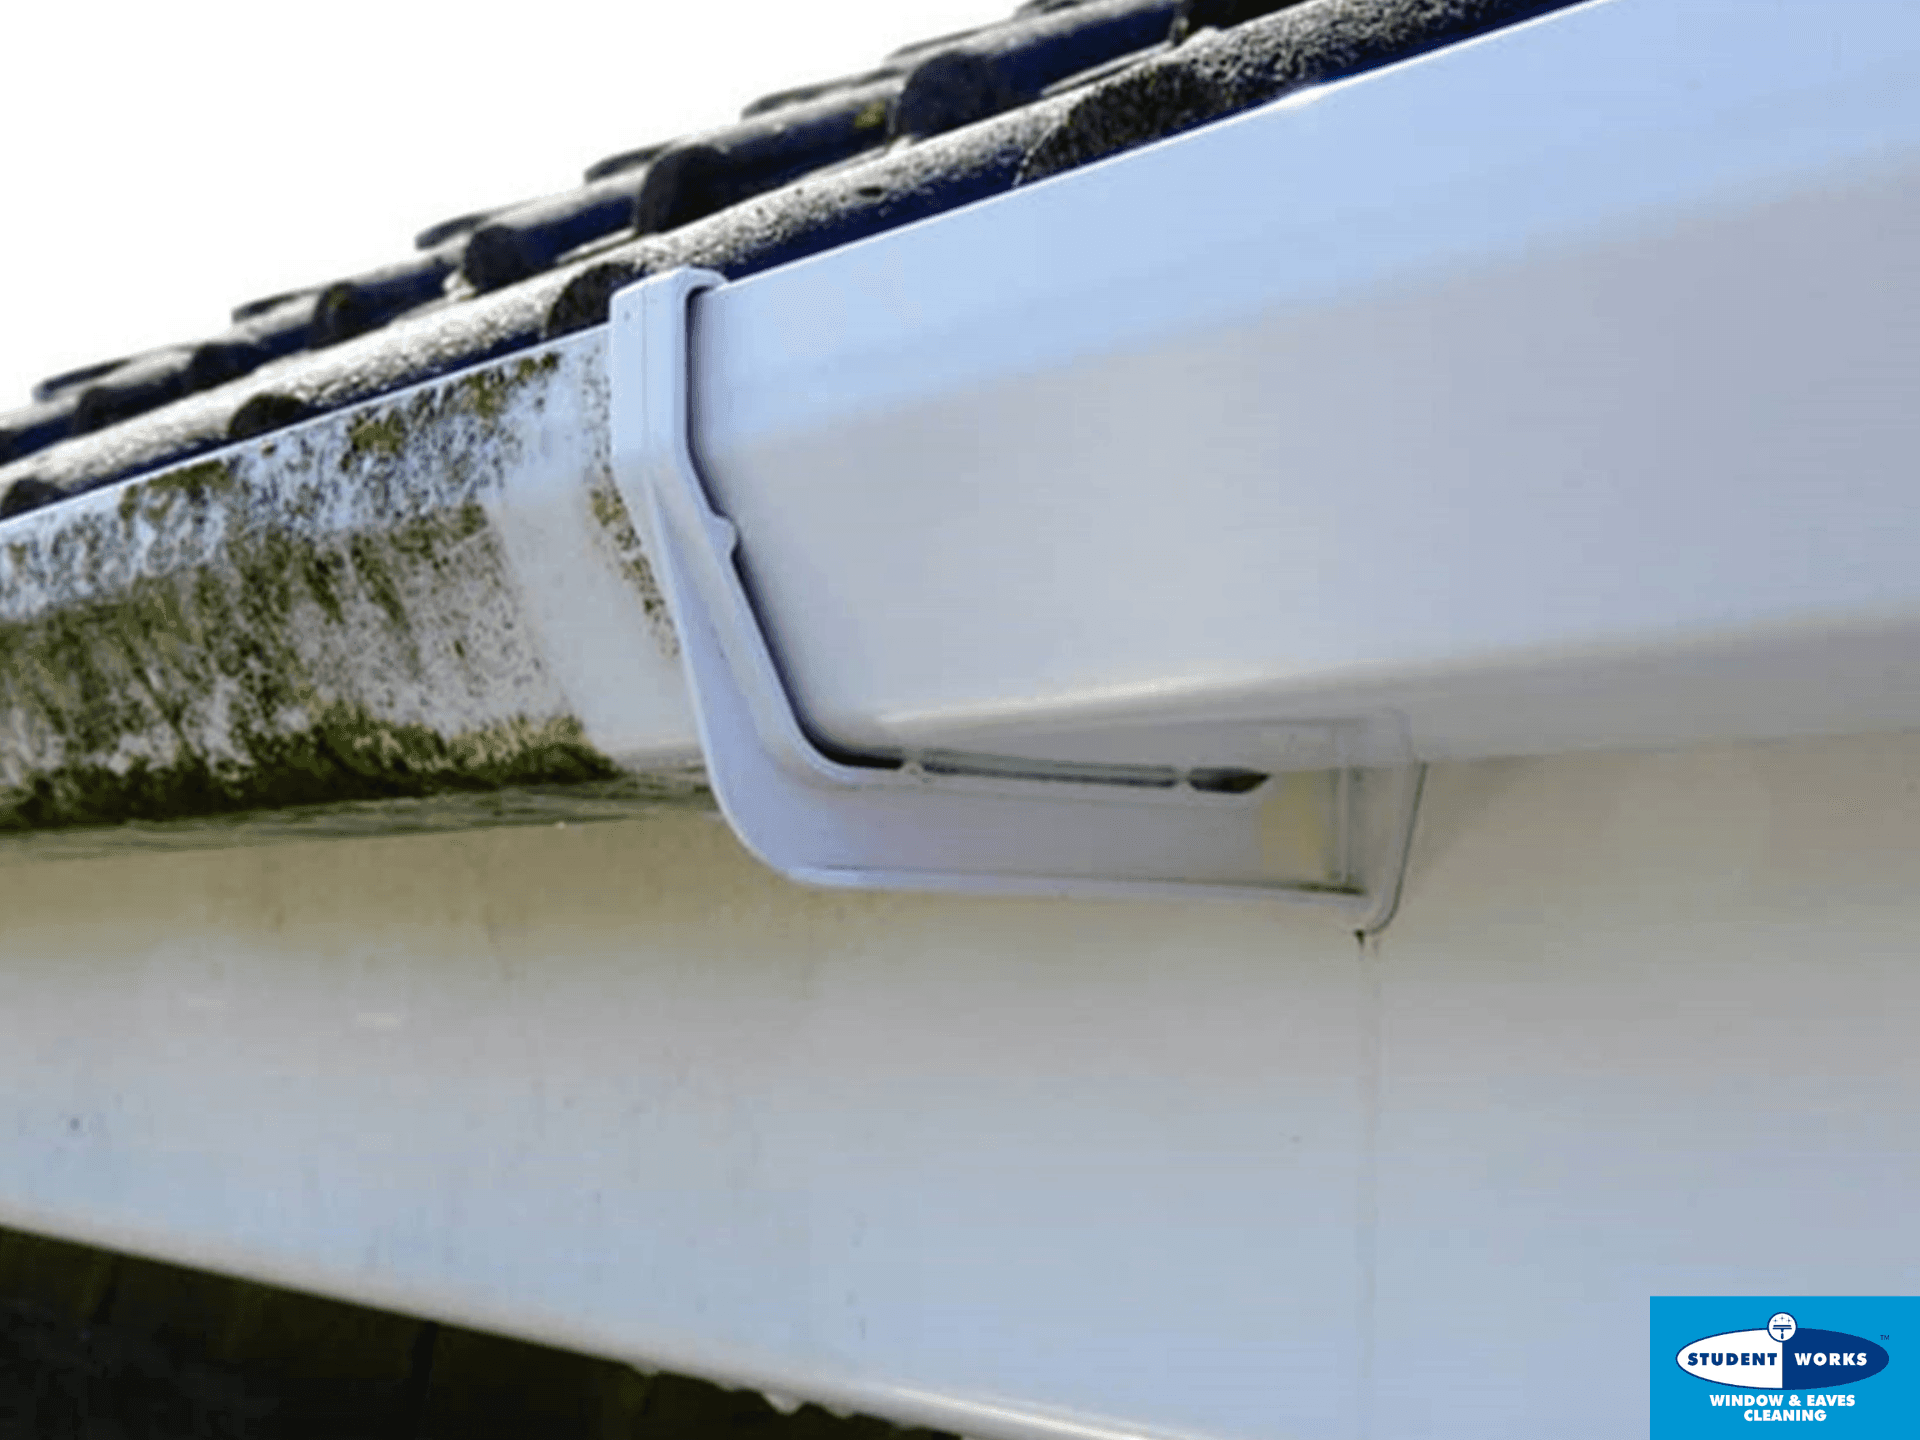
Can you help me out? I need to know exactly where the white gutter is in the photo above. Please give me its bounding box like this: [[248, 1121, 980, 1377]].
[[8, 0, 1916, 907], [609, 0, 1920, 902]]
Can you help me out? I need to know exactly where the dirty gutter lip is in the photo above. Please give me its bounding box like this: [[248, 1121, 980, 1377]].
[[0, 335, 700, 848]]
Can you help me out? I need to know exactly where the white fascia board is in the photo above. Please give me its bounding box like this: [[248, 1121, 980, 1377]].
[[674, 0, 1920, 769], [5, 732, 1920, 1440]]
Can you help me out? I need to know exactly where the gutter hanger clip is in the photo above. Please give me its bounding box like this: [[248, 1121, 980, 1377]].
[[609, 269, 1422, 929]]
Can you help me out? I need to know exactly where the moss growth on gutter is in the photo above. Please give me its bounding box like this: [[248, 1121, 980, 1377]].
[[0, 345, 641, 838], [0, 502, 585, 830], [585, 479, 675, 650], [0, 709, 619, 833], [1, 460, 621, 834], [341, 351, 558, 470], [0, 336, 690, 846], [115, 458, 239, 527], [345, 411, 409, 465]]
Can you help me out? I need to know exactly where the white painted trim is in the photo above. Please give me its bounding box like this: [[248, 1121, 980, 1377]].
[[2, 732, 1917, 1439]]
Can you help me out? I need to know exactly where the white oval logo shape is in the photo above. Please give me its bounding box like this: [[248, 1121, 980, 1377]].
[[1676, 1329, 1784, 1386]]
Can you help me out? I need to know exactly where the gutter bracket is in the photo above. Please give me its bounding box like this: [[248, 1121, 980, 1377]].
[[610, 268, 1423, 928]]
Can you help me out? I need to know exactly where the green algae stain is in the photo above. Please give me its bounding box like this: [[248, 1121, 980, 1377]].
[[0, 708, 620, 834], [455, 370, 512, 425], [0, 347, 606, 840], [586, 478, 675, 648], [386, 501, 488, 575], [345, 410, 408, 465], [513, 351, 560, 383], [341, 350, 561, 475], [116, 458, 240, 528], [299, 547, 348, 626], [325, 710, 615, 788], [586, 483, 630, 538], [452, 353, 558, 426], [0, 484, 555, 835], [345, 533, 409, 630]]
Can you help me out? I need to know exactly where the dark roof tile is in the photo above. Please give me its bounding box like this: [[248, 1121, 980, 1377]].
[[549, 87, 1071, 338], [71, 349, 200, 436], [0, 393, 80, 466], [633, 78, 901, 235], [461, 177, 652, 292], [583, 142, 671, 184], [0, 264, 557, 510], [1039, 40, 1171, 98], [0, 0, 1588, 519], [314, 247, 460, 342], [740, 65, 907, 120], [183, 335, 271, 393], [0, 475, 60, 519], [30, 357, 137, 405], [544, 260, 652, 341], [226, 391, 317, 441], [1019, 0, 1579, 183], [8, 248, 449, 461], [231, 292, 323, 354], [413, 208, 508, 251], [231, 288, 321, 325], [889, 0, 1178, 139], [1169, 0, 1310, 43], [186, 295, 323, 394], [885, 21, 1011, 63]]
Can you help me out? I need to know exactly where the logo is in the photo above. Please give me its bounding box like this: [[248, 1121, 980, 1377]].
[[1674, 1311, 1889, 1388], [1652, 1297, 1915, 1438]]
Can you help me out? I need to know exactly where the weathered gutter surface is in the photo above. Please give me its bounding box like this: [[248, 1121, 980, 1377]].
[[0, 334, 703, 856]]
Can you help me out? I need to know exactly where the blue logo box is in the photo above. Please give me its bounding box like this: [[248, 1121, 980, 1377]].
[[1653, 1298, 1916, 1437]]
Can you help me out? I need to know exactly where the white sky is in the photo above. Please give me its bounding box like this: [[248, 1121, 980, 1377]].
[[0, 0, 998, 409]]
